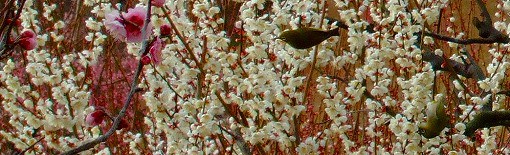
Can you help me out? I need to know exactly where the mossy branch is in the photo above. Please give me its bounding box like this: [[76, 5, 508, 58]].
[[464, 110, 510, 137]]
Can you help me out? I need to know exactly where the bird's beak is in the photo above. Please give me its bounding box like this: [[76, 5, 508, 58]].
[[275, 38, 286, 44], [274, 37, 284, 43]]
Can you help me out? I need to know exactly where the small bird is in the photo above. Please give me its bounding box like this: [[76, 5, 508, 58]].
[[419, 96, 449, 139], [277, 27, 340, 49], [473, 17, 491, 38]]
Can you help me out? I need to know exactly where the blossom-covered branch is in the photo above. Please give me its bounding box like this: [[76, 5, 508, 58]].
[[61, 1, 154, 154]]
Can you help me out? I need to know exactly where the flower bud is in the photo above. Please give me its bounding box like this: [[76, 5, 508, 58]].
[[160, 24, 172, 36], [117, 119, 129, 130], [141, 55, 151, 65], [149, 37, 163, 64], [86, 110, 107, 126], [20, 30, 36, 39], [18, 38, 37, 50], [152, 0, 166, 7], [18, 30, 38, 50]]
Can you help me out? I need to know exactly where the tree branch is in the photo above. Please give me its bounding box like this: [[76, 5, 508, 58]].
[[60, 1, 153, 154], [464, 110, 510, 137], [422, 51, 483, 80], [15, 136, 44, 155], [0, 0, 26, 59], [423, 32, 509, 45], [161, 6, 204, 73]]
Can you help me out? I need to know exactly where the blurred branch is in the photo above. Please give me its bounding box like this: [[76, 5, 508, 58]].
[[464, 110, 510, 137], [473, 0, 493, 38], [421, 51, 485, 81], [497, 91, 510, 96], [218, 125, 252, 155], [0, 0, 25, 59], [0, 0, 15, 33], [423, 31, 509, 45], [15, 136, 44, 155], [215, 91, 252, 155]]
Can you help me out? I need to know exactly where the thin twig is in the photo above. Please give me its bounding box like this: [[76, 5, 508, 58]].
[[423, 31, 509, 44], [151, 64, 184, 99], [15, 136, 44, 155], [0, 0, 26, 56], [162, 6, 204, 73], [0, 0, 16, 34], [215, 92, 252, 155], [214, 91, 243, 125]]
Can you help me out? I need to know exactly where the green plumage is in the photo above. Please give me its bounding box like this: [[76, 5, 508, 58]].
[[278, 27, 340, 49], [419, 97, 449, 139]]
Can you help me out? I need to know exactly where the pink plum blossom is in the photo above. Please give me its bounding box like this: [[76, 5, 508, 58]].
[[18, 30, 37, 50], [20, 29, 36, 38], [104, 11, 127, 41], [104, 7, 152, 43], [85, 110, 107, 126], [159, 24, 172, 36], [141, 37, 163, 65], [117, 119, 129, 130], [148, 37, 163, 64], [151, 0, 166, 7], [141, 55, 151, 65], [18, 38, 37, 50]]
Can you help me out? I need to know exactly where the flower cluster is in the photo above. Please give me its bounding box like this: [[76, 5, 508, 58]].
[[17, 30, 38, 50], [104, 6, 152, 43]]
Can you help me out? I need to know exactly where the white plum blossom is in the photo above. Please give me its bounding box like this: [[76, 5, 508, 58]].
[[1, 0, 509, 154]]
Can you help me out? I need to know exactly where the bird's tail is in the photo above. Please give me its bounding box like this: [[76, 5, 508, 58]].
[[327, 27, 340, 37], [326, 17, 348, 29]]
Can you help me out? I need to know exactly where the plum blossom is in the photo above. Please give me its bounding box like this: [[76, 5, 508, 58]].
[[18, 29, 37, 50], [151, 0, 166, 7], [104, 7, 152, 42], [86, 110, 107, 126], [104, 12, 126, 40], [141, 55, 152, 65], [149, 37, 163, 64], [117, 119, 129, 130], [141, 37, 163, 65], [159, 24, 172, 36]]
